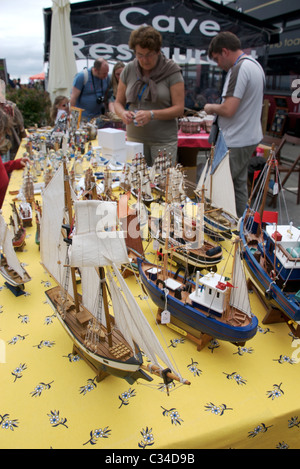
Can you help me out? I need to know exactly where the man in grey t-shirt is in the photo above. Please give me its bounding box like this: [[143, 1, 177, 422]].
[[204, 32, 265, 217]]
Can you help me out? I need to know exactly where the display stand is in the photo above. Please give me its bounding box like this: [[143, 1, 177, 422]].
[[247, 278, 300, 338], [72, 344, 109, 383], [156, 308, 213, 351]]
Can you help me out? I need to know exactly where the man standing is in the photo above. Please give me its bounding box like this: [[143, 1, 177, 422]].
[[204, 31, 265, 218], [70, 58, 111, 120]]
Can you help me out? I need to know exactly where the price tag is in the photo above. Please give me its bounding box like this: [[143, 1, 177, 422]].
[[161, 310, 171, 324], [273, 182, 279, 195]]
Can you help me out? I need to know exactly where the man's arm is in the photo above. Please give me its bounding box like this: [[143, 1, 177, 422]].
[[204, 96, 240, 118], [70, 86, 81, 108]]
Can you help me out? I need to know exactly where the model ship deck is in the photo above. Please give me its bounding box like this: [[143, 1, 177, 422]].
[[46, 285, 135, 362]]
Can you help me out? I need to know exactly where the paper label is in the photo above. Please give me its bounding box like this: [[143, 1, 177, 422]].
[[161, 310, 171, 324]]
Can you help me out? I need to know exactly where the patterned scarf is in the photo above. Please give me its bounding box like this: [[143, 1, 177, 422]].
[[126, 53, 182, 103]]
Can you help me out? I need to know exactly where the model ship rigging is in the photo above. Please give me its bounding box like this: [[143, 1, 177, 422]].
[[0, 211, 31, 291], [240, 146, 300, 322], [139, 169, 258, 348], [40, 160, 190, 388], [195, 134, 238, 241]]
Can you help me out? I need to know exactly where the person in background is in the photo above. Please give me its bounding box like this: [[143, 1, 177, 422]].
[[50, 96, 70, 124], [108, 61, 125, 113], [114, 25, 184, 166], [204, 31, 265, 218], [70, 59, 111, 120], [0, 109, 30, 209]]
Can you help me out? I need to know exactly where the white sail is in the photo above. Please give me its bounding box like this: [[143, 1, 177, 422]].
[[80, 267, 107, 327], [229, 245, 252, 317], [195, 158, 209, 195], [109, 264, 182, 378], [40, 165, 71, 291], [0, 213, 26, 280], [69, 200, 129, 268], [205, 152, 237, 219]]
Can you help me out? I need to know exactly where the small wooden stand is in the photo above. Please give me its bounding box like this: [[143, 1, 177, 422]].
[[156, 308, 213, 351], [247, 279, 300, 338], [72, 344, 109, 383]]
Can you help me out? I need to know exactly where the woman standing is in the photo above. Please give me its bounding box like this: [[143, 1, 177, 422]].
[[0, 109, 30, 209], [114, 26, 184, 166]]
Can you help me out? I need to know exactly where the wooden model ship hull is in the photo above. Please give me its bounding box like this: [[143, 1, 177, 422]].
[[204, 207, 237, 240], [240, 213, 300, 321], [45, 285, 152, 384], [150, 218, 222, 271], [138, 258, 258, 344], [0, 254, 31, 288]]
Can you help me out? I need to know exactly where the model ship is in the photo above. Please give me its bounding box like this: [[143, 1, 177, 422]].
[[195, 135, 238, 241], [138, 162, 257, 346], [150, 149, 172, 194], [9, 202, 26, 250], [150, 167, 222, 271], [0, 211, 31, 289], [240, 147, 300, 321], [40, 160, 190, 387], [138, 236, 258, 346], [131, 153, 154, 204], [19, 201, 32, 227]]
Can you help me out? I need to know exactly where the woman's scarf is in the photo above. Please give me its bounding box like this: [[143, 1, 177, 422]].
[[126, 53, 182, 103]]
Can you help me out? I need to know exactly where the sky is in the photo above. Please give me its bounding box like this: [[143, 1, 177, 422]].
[[0, 0, 89, 85]]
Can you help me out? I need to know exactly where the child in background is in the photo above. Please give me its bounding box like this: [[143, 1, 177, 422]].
[[50, 96, 70, 124]]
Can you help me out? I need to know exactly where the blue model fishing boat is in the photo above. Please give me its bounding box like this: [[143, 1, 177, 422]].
[[240, 148, 300, 321], [138, 238, 258, 345]]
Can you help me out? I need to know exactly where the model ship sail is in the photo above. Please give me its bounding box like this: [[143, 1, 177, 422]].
[[41, 160, 190, 387], [240, 146, 300, 322], [0, 211, 31, 287], [195, 132, 238, 239]]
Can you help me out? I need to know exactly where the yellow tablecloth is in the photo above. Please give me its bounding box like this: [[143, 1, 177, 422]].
[[1, 143, 300, 450]]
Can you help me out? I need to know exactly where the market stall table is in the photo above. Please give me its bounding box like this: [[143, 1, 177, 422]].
[[0, 140, 300, 450]]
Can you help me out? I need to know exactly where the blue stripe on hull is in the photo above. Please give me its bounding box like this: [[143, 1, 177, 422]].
[[240, 218, 300, 321], [138, 260, 258, 343]]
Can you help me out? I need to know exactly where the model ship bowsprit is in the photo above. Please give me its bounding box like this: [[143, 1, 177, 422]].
[[40, 161, 190, 388], [240, 147, 300, 322]]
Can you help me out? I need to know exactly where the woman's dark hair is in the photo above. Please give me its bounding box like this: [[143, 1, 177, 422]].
[[129, 25, 162, 52]]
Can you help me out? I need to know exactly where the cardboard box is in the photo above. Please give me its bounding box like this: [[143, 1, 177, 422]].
[[97, 128, 126, 150], [126, 141, 144, 160], [102, 146, 127, 163]]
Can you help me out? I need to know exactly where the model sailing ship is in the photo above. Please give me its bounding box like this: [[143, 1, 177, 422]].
[[139, 237, 258, 346], [150, 149, 172, 194], [9, 202, 26, 250], [150, 166, 223, 271], [240, 147, 300, 321], [195, 134, 238, 241], [131, 153, 154, 204], [0, 211, 31, 289], [139, 169, 258, 346], [40, 160, 190, 387]]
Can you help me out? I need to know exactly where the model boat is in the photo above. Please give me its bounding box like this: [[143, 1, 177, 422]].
[[131, 153, 154, 204], [149, 149, 172, 194], [195, 133, 238, 240], [9, 202, 26, 251], [0, 211, 31, 289], [19, 201, 32, 227], [150, 167, 222, 271], [240, 147, 300, 321], [138, 237, 258, 345], [40, 160, 190, 387]]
